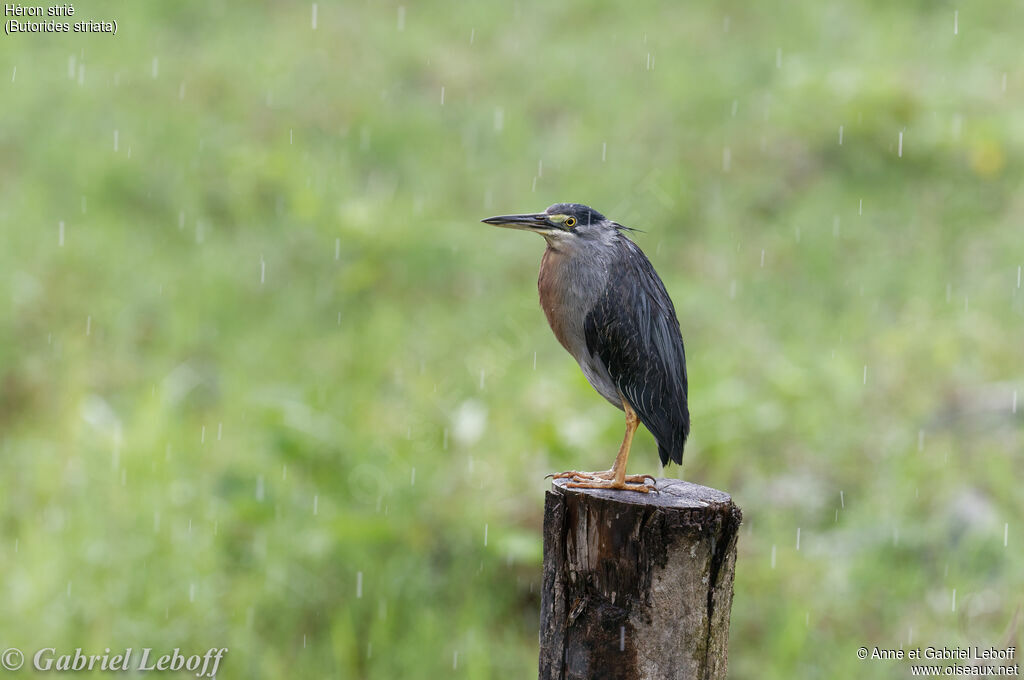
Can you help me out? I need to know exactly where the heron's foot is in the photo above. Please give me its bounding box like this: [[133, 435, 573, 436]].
[[548, 469, 655, 484], [548, 469, 607, 481], [565, 477, 655, 493], [548, 469, 656, 493]]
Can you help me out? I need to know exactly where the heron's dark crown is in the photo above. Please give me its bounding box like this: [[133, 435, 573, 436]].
[[546, 203, 607, 226]]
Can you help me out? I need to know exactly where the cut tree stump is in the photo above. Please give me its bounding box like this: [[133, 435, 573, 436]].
[[539, 478, 742, 680]]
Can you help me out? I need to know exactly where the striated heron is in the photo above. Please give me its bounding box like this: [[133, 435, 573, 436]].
[[482, 203, 689, 493]]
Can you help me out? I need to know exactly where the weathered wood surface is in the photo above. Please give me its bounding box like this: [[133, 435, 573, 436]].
[[539, 478, 742, 680]]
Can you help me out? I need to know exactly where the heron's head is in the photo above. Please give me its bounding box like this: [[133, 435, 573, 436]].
[[481, 203, 620, 248]]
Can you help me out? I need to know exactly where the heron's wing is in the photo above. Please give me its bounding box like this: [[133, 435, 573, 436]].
[[583, 238, 689, 465]]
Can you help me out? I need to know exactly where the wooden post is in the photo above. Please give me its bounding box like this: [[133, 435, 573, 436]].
[[539, 478, 742, 680]]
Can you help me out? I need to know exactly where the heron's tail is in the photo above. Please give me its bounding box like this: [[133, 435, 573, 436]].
[[655, 411, 688, 467], [657, 442, 684, 467]]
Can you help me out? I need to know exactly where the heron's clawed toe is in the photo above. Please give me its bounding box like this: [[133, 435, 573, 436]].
[[548, 469, 613, 482], [622, 473, 656, 485], [565, 478, 653, 493]]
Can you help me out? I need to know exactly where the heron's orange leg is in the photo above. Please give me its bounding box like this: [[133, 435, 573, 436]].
[[549, 401, 654, 493]]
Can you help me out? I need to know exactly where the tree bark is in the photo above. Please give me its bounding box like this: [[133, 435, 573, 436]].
[[539, 478, 742, 680]]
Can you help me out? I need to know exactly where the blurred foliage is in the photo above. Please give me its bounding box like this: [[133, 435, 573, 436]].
[[1, 0, 1022, 677]]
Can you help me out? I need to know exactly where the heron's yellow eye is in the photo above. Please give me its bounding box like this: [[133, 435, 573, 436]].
[[564, 217, 577, 228]]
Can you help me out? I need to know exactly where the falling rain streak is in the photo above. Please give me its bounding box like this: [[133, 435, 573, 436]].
[[838, 125, 844, 145], [356, 571, 363, 598], [953, 10, 959, 35], [396, 6, 405, 31], [796, 528, 801, 550], [59, 221, 65, 246], [311, 3, 317, 29], [897, 131, 903, 157]]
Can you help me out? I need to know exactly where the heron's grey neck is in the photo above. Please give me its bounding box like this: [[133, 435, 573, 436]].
[[538, 237, 617, 358], [538, 237, 623, 406]]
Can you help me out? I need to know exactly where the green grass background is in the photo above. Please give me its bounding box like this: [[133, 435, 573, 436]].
[[1, 1, 1022, 677]]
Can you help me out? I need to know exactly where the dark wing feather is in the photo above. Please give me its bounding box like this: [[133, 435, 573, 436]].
[[583, 237, 689, 465]]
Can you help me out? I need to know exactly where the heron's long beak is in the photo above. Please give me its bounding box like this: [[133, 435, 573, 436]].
[[481, 213, 557, 232]]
